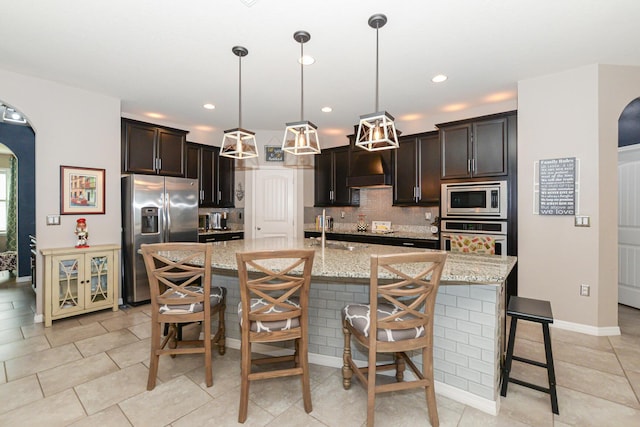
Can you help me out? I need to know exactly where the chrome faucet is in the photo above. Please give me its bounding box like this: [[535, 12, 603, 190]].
[[321, 209, 327, 248]]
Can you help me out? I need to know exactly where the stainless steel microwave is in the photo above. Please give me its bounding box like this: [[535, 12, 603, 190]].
[[441, 181, 507, 218]]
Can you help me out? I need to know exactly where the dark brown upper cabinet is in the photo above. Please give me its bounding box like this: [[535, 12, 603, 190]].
[[440, 114, 512, 179], [314, 146, 359, 207], [186, 142, 235, 208], [393, 131, 440, 206], [121, 118, 187, 176]]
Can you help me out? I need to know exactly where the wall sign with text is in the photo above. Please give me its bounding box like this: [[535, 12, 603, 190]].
[[533, 157, 580, 215]]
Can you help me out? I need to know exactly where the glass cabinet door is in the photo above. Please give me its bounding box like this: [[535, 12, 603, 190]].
[[51, 254, 85, 317], [85, 251, 114, 308]]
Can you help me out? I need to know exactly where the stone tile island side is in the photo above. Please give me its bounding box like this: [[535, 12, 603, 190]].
[[162, 238, 517, 415]]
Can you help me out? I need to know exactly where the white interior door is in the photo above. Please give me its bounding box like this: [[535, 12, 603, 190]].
[[618, 145, 640, 309], [252, 168, 296, 239]]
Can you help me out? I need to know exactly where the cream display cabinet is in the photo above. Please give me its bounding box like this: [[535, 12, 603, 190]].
[[41, 244, 120, 327]]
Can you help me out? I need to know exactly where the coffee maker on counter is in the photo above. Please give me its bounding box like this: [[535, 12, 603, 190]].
[[209, 212, 228, 230]]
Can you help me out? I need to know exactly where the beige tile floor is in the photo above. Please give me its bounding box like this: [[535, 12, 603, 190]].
[[1, 272, 639, 426]]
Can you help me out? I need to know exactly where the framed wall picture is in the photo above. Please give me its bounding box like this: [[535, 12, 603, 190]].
[[265, 145, 284, 162], [60, 165, 106, 214]]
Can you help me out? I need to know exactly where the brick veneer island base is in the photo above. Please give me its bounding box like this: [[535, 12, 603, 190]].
[[162, 238, 516, 415]]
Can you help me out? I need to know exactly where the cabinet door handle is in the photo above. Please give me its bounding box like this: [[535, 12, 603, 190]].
[[467, 159, 471, 174], [218, 190, 222, 201], [472, 158, 476, 173], [402, 242, 415, 246]]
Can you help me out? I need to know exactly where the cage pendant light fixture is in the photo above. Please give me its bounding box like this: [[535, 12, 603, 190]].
[[355, 14, 399, 151], [220, 46, 259, 159], [282, 30, 320, 156]]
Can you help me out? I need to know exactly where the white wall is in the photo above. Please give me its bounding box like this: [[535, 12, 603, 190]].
[[518, 64, 640, 332], [597, 65, 640, 323], [0, 68, 121, 319]]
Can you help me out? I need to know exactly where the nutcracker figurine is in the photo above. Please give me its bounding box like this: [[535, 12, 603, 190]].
[[75, 218, 89, 248]]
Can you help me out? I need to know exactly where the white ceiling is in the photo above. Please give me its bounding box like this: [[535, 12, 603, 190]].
[[1, 0, 639, 141]]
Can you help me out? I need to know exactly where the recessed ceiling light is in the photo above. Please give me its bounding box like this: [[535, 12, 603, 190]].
[[432, 74, 448, 83], [299, 55, 315, 65], [203, 103, 215, 110], [321, 106, 332, 113]]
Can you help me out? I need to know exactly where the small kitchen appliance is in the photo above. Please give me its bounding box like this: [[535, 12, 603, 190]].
[[209, 212, 228, 230], [441, 181, 507, 218]]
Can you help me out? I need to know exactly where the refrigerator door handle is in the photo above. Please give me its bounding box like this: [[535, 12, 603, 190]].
[[164, 192, 171, 241]]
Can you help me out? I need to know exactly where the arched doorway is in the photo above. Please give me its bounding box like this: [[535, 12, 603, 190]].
[[618, 97, 640, 309], [0, 102, 36, 279]]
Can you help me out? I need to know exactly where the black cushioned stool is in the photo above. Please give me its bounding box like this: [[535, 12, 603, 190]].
[[500, 296, 559, 414]]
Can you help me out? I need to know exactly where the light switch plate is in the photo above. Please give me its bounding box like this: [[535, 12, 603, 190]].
[[574, 215, 590, 227], [46, 215, 60, 225]]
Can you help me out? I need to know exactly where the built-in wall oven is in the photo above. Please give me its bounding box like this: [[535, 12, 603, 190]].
[[440, 180, 509, 256], [440, 219, 508, 255]]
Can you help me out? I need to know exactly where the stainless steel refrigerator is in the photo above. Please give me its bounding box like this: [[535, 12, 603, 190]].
[[122, 174, 199, 304]]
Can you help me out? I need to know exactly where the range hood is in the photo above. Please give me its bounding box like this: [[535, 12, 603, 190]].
[[346, 149, 392, 187]]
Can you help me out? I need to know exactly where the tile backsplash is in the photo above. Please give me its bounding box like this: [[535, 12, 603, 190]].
[[304, 187, 439, 231]]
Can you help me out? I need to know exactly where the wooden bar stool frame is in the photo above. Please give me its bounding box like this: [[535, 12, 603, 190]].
[[342, 251, 447, 427], [235, 249, 315, 423], [141, 242, 226, 390], [500, 296, 559, 415]]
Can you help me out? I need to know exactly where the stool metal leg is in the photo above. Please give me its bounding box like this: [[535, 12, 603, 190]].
[[542, 323, 559, 415], [500, 316, 518, 397]]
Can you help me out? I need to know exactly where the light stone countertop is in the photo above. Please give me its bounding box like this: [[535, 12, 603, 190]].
[[161, 237, 516, 285], [304, 228, 439, 241], [198, 227, 244, 236]]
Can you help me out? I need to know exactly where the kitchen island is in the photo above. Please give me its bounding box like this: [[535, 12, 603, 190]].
[[170, 237, 516, 415]]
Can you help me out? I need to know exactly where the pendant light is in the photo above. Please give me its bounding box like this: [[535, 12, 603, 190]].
[[355, 14, 399, 151], [220, 46, 259, 159], [282, 31, 320, 156]]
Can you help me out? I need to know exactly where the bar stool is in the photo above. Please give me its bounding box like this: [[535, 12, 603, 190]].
[[500, 296, 559, 414]]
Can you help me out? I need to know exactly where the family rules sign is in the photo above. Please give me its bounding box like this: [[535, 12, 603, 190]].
[[538, 157, 577, 215]]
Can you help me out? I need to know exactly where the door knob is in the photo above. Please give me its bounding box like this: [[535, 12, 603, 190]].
[[256, 227, 261, 230]]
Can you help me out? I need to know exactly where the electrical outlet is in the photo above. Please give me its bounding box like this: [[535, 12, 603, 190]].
[[425, 212, 432, 220], [341, 211, 345, 219], [580, 284, 590, 296]]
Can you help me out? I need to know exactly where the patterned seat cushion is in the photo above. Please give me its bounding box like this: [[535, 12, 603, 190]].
[[342, 302, 425, 342], [238, 297, 301, 332], [159, 285, 226, 314], [0, 251, 17, 272]]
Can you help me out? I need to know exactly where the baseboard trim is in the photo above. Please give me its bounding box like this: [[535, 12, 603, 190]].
[[434, 381, 499, 416], [223, 338, 499, 415], [552, 319, 621, 336]]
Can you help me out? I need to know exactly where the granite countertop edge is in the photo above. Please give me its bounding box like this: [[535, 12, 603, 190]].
[[304, 228, 439, 241], [164, 238, 516, 285], [198, 228, 244, 235]]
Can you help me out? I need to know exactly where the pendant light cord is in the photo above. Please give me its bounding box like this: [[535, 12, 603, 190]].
[[300, 39, 304, 120], [238, 53, 243, 129], [375, 23, 379, 113]]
